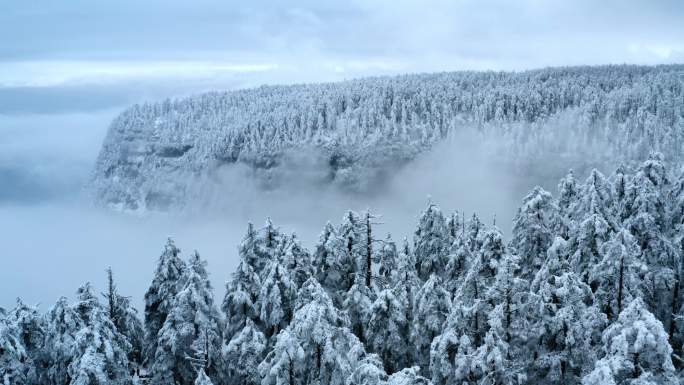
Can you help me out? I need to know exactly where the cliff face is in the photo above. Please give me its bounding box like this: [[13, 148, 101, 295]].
[[89, 65, 684, 211]]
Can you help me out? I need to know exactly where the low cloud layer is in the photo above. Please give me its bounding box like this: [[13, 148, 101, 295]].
[[0, 116, 544, 310]]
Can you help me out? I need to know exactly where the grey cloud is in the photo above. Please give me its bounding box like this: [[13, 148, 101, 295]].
[[1, 0, 682, 68]]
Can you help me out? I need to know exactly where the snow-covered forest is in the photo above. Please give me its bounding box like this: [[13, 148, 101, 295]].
[[4, 153, 684, 385], [91, 65, 684, 211]]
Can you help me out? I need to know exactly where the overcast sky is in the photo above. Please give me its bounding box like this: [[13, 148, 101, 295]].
[[1, 0, 682, 96]]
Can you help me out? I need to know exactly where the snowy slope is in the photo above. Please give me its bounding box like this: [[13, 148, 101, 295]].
[[89, 65, 684, 211]]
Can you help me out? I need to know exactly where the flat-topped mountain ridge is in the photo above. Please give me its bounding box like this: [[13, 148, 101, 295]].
[[90, 64, 684, 211]]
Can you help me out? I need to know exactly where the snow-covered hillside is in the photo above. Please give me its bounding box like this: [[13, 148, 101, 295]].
[[90, 65, 684, 211]]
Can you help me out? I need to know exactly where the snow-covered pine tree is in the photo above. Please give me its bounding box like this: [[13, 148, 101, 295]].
[[222, 319, 267, 385], [358, 211, 379, 289], [376, 234, 399, 290], [279, 233, 313, 289], [42, 297, 82, 385], [143, 238, 186, 366], [258, 328, 305, 385], [470, 330, 513, 385], [150, 252, 222, 385], [336, 210, 364, 294], [511, 186, 559, 281], [256, 218, 285, 276], [391, 238, 420, 366], [557, 170, 580, 230], [346, 354, 388, 385], [479, 252, 530, 383], [259, 258, 298, 338], [443, 233, 471, 295], [582, 298, 678, 385], [387, 367, 431, 385], [429, 325, 475, 385], [194, 368, 214, 385], [237, 223, 261, 275], [4, 299, 43, 382], [412, 274, 451, 375], [591, 229, 645, 322], [454, 227, 506, 348], [313, 222, 342, 297], [0, 310, 32, 385], [610, 164, 632, 222], [103, 268, 144, 370], [573, 169, 616, 230], [627, 211, 678, 336], [344, 274, 374, 345], [69, 283, 132, 385], [446, 212, 462, 245], [569, 213, 611, 286], [466, 213, 484, 252], [629, 153, 670, 230], [365, 288, 411, 374], [260, 278, 375, 385], [222, 247, 262, 342], [671, 224, 684, 365], [413, 203, 450, 281], [528, 239, 606, 385]]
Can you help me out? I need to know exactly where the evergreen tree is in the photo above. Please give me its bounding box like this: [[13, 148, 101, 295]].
[[222, 252, 261, 342], [412, 274, 451, 375], [256, 218, 284, 273], [628, 211, 678, 334], [259, 259, 297, 338], [194, 369, 214, 385], [260, 278, 371, 385], [392, 238, 420, 366], [443, 234, 471, 295], [610, 164, 632, 222], [237, 223, 261, 275], [466, 213, 485, 252], [388, 367, 431, 385], [336, 210, 364, 293], [279, 233, 313, 289], [413, 204, 450, 281], [346, 354, 388, 385], [582, 299, 678, 385], [4, 299, 43, 383], [558, 170, 580, 225], [430, 327, 475, 385], [358, 211, 379, 289], [0, 311, 32, 385], [150, 252, 222, 385], [511, 187, 559, 281], [377, 234, 399, 289], [103, 268, 144, 370], [43, 297, 82, 385], [481, 253, 530, 383], [365, 288, 411, 374], [313, 222, 342, 296], [569, 213, 610, 286], [344, 275, 374, 345], [446, 212, 462, 245], [258, 328, 305, 385], [591, 229, 645, 322], [528, 240, 606, 385], [223, 319, 266, 385], [470, 330, 515, 385], [143, 238, 186, 366], [454, 227, 506, 348], [574, 169, 616, 229], [69, 283, 132, 385]]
